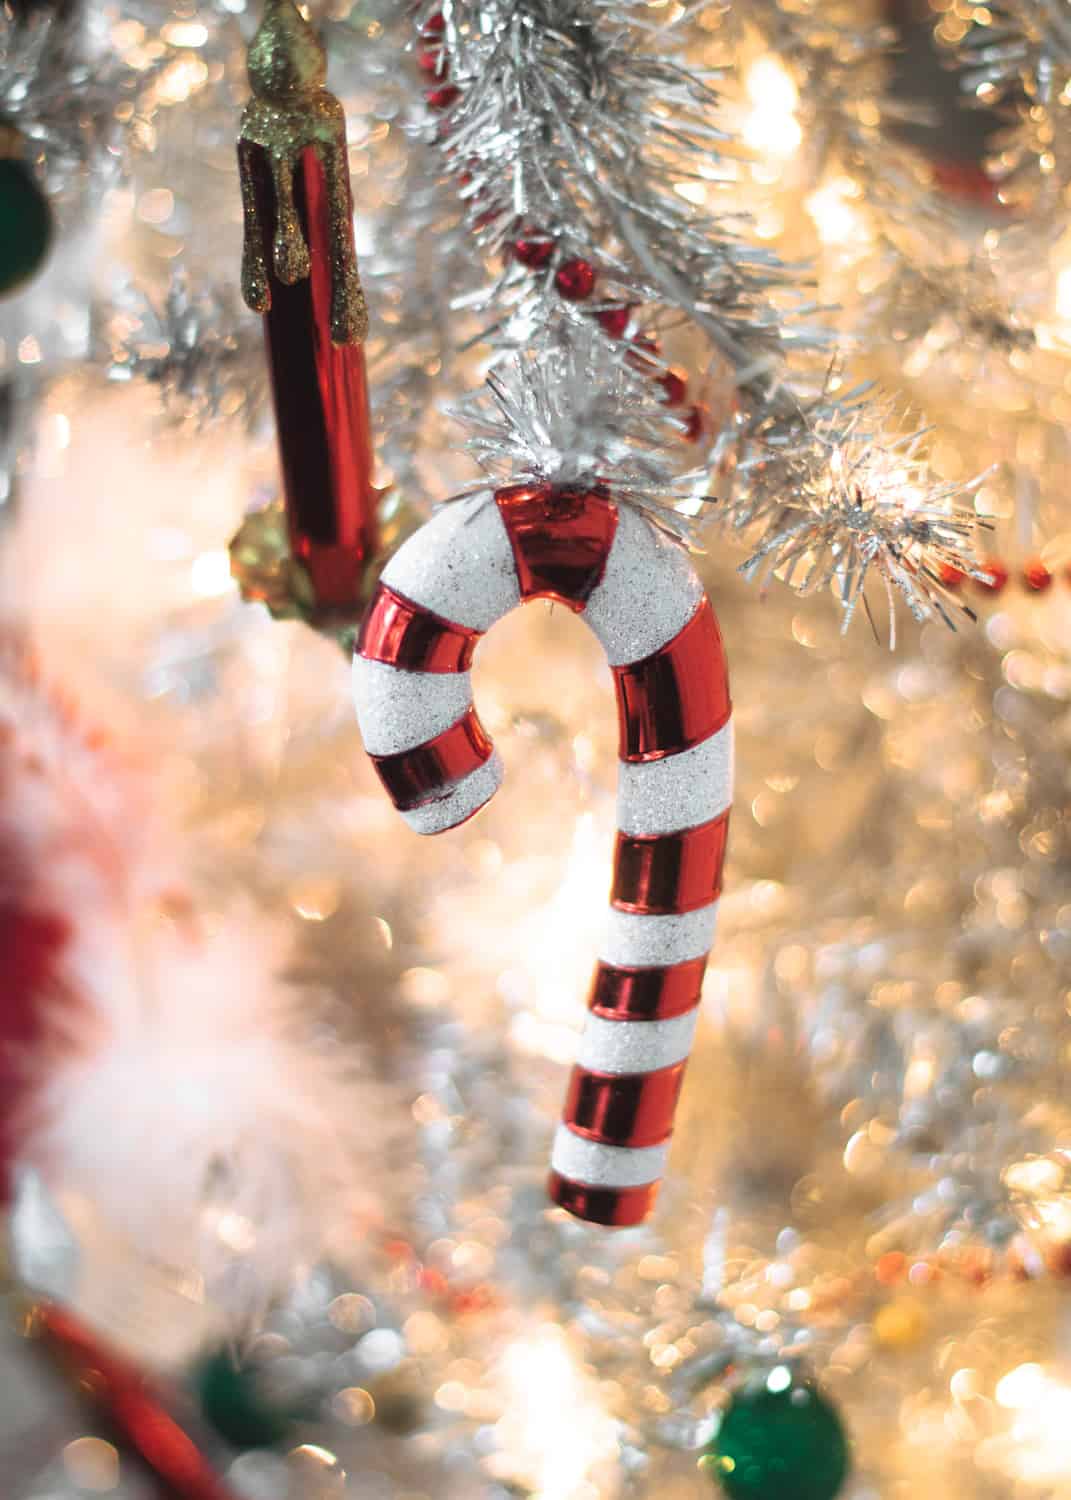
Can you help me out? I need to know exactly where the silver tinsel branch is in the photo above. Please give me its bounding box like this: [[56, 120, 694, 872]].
[[452, 325, 712, 541], [737, 409, 991, 646], [100, 275, 268, 429], [427, 0, 822, 378], [423, 0, 985, 633], [0, 5, 168, 201], [950, 0, 1071, 204]]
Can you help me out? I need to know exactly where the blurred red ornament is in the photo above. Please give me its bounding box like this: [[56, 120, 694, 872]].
[[417, 45, 446, 73], [977, 559, 1008, 593], [0, 906, 70, 1201], [421, 10, 445, 34], [874, 1251, 907, 1286], [555, 257, 596, 301], [659, 369, 688, 407], [32, 1303, 239, 1500], [426, 83, 460, 109], [513, 229, 555, 269], [684, 404, 705, 443], [1022, 559, 1052, 592], [939, 563, 964, 589], [596, 304, 631, 338]]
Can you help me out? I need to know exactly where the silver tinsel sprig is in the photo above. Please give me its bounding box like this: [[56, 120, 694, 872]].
[[425, 0, 821, 380], [101, 275, 269, 429], [451, 328, 712, 541], [736, 411, 990, 645], [956, 0, 1071, 101], [0, 5, 167, 201]]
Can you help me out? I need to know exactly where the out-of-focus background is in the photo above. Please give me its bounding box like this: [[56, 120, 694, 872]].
[[2, 1, 1071, 1497]]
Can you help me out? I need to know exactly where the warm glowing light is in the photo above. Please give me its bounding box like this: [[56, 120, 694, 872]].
[[190, 549, 236, 597], [492, 1326, 619, 1499], [508, 812, 612, 1063], [742, 56, 802, 159], [805, 176, 870, 248], [1056, 264, 1071, 322], [983, 1365, 1071, 1484]]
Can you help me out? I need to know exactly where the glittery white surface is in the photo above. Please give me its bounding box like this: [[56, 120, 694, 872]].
[[380, 493, 521, 632], [551, 1126, 668, 1187], [400, 752, 503, 835], [576, 1009, 699, 1074], [600, 901, 718, 967], [352, 658, 473, 756], [584, 506, 705, 665], [617, 722, 733, 836]]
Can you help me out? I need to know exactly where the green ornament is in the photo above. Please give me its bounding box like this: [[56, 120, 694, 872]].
[[0, 155, 52, 296], [193, 1349, 294, 1449], [701, 1367, 849, 1500]]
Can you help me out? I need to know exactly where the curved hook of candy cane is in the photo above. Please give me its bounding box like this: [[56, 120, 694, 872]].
[[352, 484, 733, 1226]]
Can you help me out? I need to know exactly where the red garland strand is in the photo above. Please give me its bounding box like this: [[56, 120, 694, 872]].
[[417, 12, 1066, 602]]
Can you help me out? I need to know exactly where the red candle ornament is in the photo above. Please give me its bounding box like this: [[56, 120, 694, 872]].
[[238, 0, 377, 617]]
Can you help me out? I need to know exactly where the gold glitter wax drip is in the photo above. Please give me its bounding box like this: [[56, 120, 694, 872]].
[[238, 0, 368, 345]]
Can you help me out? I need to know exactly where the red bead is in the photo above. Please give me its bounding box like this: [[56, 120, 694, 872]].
[[417, 45, 447, 73], [596, 304, 631, 339], [512, 230, 555, 269], [420, 10, 445, 33], [977, 559, 1008, 594], [659, 369, 688, 407], [626, 334, 661, 372], [555, 258, 596, 301], [939, 563, 964, 589], [426, 84, 460, 109], [1022, 558, 1052, 592], [683, 404, 705, 443]]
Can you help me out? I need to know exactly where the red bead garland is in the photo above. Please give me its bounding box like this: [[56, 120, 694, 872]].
[[426, 83, 460, 110], [659, 369, 688, 407], [1022, 559, 1052, 592], [597, 304, 632, 338], [555, 257, 597, 301], [979, 559, 1009, 594], [415, 16, 1068, 605], [512, 230, 555, 269]]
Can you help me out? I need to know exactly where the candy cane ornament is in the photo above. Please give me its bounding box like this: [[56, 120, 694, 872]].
[[353, 483, 732, 1226]]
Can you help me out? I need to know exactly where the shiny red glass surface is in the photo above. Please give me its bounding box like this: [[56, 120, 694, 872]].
[[587, 957, 707, 1022], [612, 598, 731, 761], [370, 707, 492, 810], [495, 482, 618, 608], [546, 1171, 659, 1226], [611, 809, 730, 915], [244, 142, 377, 614], [563, 1061, 686, 1148], [358, 583, 481, 672]]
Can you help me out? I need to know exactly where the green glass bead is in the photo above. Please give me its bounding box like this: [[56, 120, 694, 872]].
[[193, 1350, 293, 1449], [701, 1368, 849, 1500], [0, 157, 52, 296]]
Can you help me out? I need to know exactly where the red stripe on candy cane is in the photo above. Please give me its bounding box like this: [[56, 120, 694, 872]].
[[587, 957, 707, 1021], [563, 1060, 687, 1147], [545, 1172, 660, 1227], [369, 707, 492, 810], [611, 809, 730, 915], [612, 598, 731, 761], [357, 582, 481, 672]]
